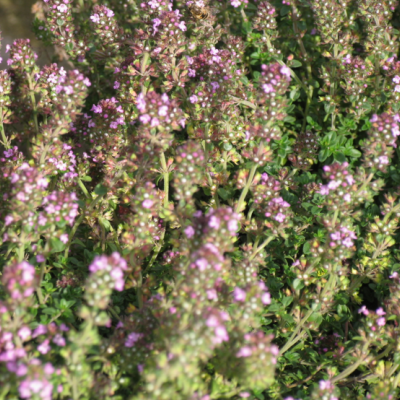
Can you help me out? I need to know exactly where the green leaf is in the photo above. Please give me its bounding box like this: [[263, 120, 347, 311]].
[[56, 19, 65, 26], [253, 71, 261, 81], [42, 307, 57, 315], [282, 296, 293, 308], [290, 89, 300, 101], [80, 176, 92, 182], [303, 241, 311, 254], [345, 148, 362, 158], [217, 188, 233, 200], [318, 148, 331, 162], [291, 59, 302, 68], [94, 184, 107, 196], [292, 278, 304, 291], [50, 237, 66, 254], [99, 217, 112, 232], [280, 5, 290, 15], [333, 152, 346, 162]]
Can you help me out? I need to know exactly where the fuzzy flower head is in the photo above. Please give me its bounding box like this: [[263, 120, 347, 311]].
[[85, 253, 127, 310], [2, 261, 36, 302]]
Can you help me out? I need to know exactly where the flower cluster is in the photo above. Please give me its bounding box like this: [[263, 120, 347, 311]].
[[148, 9, 187, 46], [135, 91, 185, 140], [90, 5, 124, 50], [318, 162, 358, 209], [310, 0, 353, 45], [362, 112, 400, 172], [253, 1, 277, 32], [2, 0, 400, 398], [311, 380, 339, 400], [358, 306, 387, 339], [42, 0, 87, 58], [3, 163, 48, 222], [85, 253, 128, 309], [173, 141, 205, 203], [2, 261, 36, 302], [36, 65, 90, 129], [289, 130, 319, 171]]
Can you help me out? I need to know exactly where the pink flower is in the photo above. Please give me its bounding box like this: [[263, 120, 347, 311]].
[[280, 66, 291, 79], [57, 3, 68, 12], [274, 213, 286, 223], [140, 114, 151, 124], [376, 307, 386, 316], [150, 117, 160, 127], [233, 287, 246, 302], [136, 93, 146, 111], [262, 83, 275, 93], [184, 226, 195, 238], [125, 332, 143, 347], [142, 199, 154, 209], [189, 95, 198, 104], [37, 340, 51, 354], [236, 346, 252, 357], [227, 219, 238, 233], [5, 215, 13, 226], [214, 326, 229, 343], [60, 234, 69, 244], [105, 7, 114, 17], [90, 14, 100, 23], [261, 292, 271, 305], [113, 81, 120, 89], [358, 305, 369, 316], [377, 317, 386, 326], [53, 334, 66, 347], [319, 380, 332, 390], [18, 327, 31, 341], [91, 104, 102, 113], [158, 105, 168, 116]]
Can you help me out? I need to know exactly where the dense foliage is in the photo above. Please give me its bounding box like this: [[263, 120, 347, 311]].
[[1, 0, 400, 398]]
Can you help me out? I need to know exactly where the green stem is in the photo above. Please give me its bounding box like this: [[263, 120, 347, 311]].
[[330, 43, 339, 130], [17, 237, 25, 262], [354, 173, 374, 198], [280, 272, 336, 356], [108, 305, 121, 321], [0, 107, 9, 150], [279, 308, 314, 356], [49, 310, 64, 324], [64, 213, 85, 258], [0, 384, 10, 400], [36, 261, 46, 304], [27, 73, 39, 135], [331, 343, 370, 383], [393, 370, 400, 388], [137, 272, 144, 309], [291, 4, 314, 132], [160, 152, 169, 209], [250, 235, 276, 261], [374, 56, 381, 112], [204, 123, 210, 163], [78, 178, 92, 199], [331, 209, 339, 227], [141, 51, 150, 75], [235, 165, 257, 214]]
